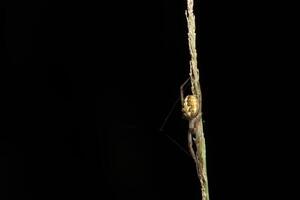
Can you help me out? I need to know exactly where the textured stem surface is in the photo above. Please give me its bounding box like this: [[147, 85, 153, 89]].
[[185, 0, 209, 200]]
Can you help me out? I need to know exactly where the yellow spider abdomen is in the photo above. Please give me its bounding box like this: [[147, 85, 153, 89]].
[[182, 95, 200, 119]]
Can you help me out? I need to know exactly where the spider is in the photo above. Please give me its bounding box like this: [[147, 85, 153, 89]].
[[159, 77, 202, 161], [180, 78, 201, 164]]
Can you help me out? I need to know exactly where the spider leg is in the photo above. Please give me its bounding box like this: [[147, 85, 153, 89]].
[[180, 77, 191, 107], [188, 127, 200, 177], [188, 129, 197, 163], [159, 77, 191, 131]]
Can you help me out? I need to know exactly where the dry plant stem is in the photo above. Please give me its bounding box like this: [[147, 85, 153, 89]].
[[185, 0, 209, 200]]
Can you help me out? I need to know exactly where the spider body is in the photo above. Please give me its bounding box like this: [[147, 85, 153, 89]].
[[180, 78, 200, 120], [182, 95, 200, 120]]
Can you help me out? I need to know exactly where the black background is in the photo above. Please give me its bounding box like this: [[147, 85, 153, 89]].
[[0, 0, 243, 199]]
